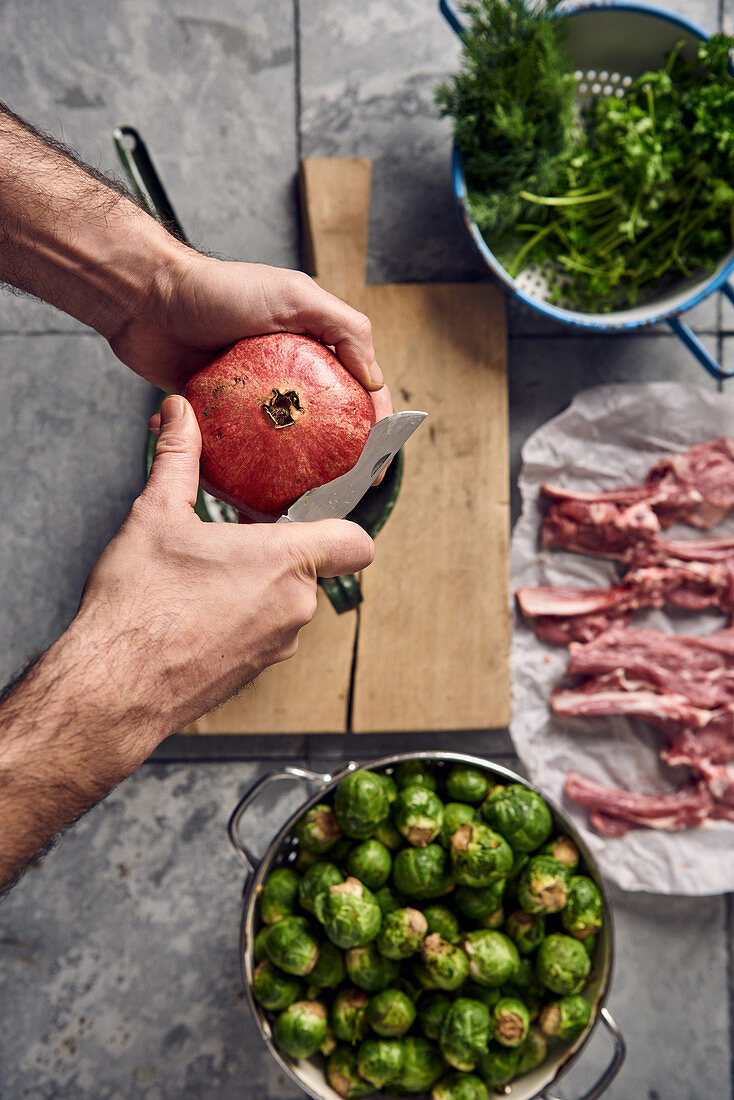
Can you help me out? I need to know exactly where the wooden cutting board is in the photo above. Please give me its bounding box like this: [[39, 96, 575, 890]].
[[185, 158, 509, 735]]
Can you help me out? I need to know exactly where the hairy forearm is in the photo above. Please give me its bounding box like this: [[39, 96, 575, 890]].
[[0, 102, 186, 343]]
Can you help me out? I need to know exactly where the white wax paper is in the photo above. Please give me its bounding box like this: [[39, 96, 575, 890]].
[[511, 382, 734, 895]]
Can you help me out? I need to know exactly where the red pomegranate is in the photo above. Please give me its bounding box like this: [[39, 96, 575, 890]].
[[183, 333, 376, 519]]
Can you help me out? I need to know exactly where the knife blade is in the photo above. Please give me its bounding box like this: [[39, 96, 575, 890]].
[[277, 410, 427, 523]]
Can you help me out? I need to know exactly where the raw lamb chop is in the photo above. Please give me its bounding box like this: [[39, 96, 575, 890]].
[[564, 772, 715, 836]]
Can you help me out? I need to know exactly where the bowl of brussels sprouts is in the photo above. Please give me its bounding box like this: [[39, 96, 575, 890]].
[[228, 753, 625, 1100]]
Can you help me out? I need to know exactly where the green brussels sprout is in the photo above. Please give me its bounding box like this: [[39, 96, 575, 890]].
[[482, 785, 553, 853], [507, 851, 529, 883], [476, 1044, 520, 1089], [432, 1072, 490, 1100], [418, 992, 452, 1040], [375, 884, 407, 915], [376, 907, 428, 959], [439, 998, 492, 1071], [264, 916, 320, 976], [561, 876, 603, 940], [493, 996, 530, 1047], [374, 818, 403, 852], [251, 959, 302, 1011], [482, 907, 504, 930], [536, 934, 591, 995], [346, 839, 392, 890], [379, 772, 399, 804], [395, 1037, 445, 1093], [419, 933, 470, 991], [462, 982, 502, 1011], [411, 959, 441, 991], [583, 933, 598, 957], [502, 957, 544, 1011], [322, 878, 382, 949], [394, 786, 445, 848], [450, 823, 513, 888], [393, 845, 452, 900], [505, 910, 546, 955], [424, 904, 461, 944], [395, 760, 438, 791], [445, 764, 489, 805], [541, 835, 580, 871], [462, 931, 519, 988], [295, 847, 321, 873], [346, 943, 401, 992], [517, 856, 570, 915], [334, 770, 390, 840], [331, 988, 370, 1044], [455, 881, 506, 924], [440, 803, 479, 848], [327, 1047, 375, 1098], [295, 803, 342, 855], [321, 1028, 338, 1058], [540, 994, 592, 1039], [260, 867, 300, 924], [299, 862, 344, 922], [308, 940, 345, 990], [357, 1038, 405, 1088], [365, 987, 417, 1037], [515, 1026, 548, 1075], [273, 1000, 328, 1060], [253, 926, 269, 963]]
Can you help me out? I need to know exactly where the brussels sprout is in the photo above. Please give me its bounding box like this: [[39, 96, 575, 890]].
[[424, 904, 461, 945], [476, 1044, 520, 1089], [295, 847, 320, 873], [379, 772, 399, 804], [375, 884, 407, 916], [393, 845, 452, 900], [541, 835, 580, 872], [493, 996, 530, 1047], [517, 856, 570, 915], [462, 931, 519, 987], [505, 910, 546, 955], [540, 994, 592, 1040], [483, 907, 504, 930], [395, 760, 438, 791], [299, 862, 344, 922], [331, 989, 370, 1044], [418, 992, 452, 1040], [323, 878, 382, 949], [502, 957, 544, 1017], [482, 785, 553, 854], [376, 907, 428, 959], [346, 840, 392, 890], [273, 1000, 328, 1060], [583, 933, 598, 957], [507, 851, 529, 883], [394, 787, 445, 848], [419, 933, 470, 991], [296, 803, 342, 855], [335, 770, 390, 839], [395, 1037, 445, 1093], [264, 916, 320, 976], [561, 876, 603, 940], [253, 926, 269, 963], [439, 998, 492, 1071], [432, 1072, 490, 1100], [440, 803, 478, 848], [366, 988, 417, 1038], [515, 1026, 548, 1076], [327, 1047, 375, 1098], [321, 1028, 338, 1058], [455, 881, 506, 924], [536, 934, 591, 995], [411, 959, 441, 991], [346, 943, 401, 992], [357, 1038, 405, 1088], [374, 819, 403, 852], [446, 764, 489, 805], [462, 982, 501, 1011], [308, 940, 345, 990], [450, 823, 513, 888], [251, 959, 302, 1011], [260, 867, 300, 924]]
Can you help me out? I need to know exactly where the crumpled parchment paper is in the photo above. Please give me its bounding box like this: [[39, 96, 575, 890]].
[[511, 382, 734, 895]]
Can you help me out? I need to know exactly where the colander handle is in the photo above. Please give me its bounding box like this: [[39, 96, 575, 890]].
[[668, 281, 734, 382], [542, 1008, 626, 1100], [439, 0, 465, 36], [227, 764, 356, 873]]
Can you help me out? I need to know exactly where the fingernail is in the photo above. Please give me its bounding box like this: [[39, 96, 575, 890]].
[[367, 361, 384, 390], [161, 395, 185, 423]]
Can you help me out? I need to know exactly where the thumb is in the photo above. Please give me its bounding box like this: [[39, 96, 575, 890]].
[[143, 395, 202, 512], [285, 518, 376, 579]]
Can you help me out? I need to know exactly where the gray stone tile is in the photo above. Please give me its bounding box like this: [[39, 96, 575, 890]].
[[0, 0, 299, 335], [0, 334, 153, 685]]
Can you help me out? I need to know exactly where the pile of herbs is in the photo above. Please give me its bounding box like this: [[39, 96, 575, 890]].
[[437, 0, 734, 313]]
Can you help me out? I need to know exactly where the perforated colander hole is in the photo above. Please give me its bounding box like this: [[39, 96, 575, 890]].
[[622, 74, 633, 87], [578, 82, 588, 93]]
